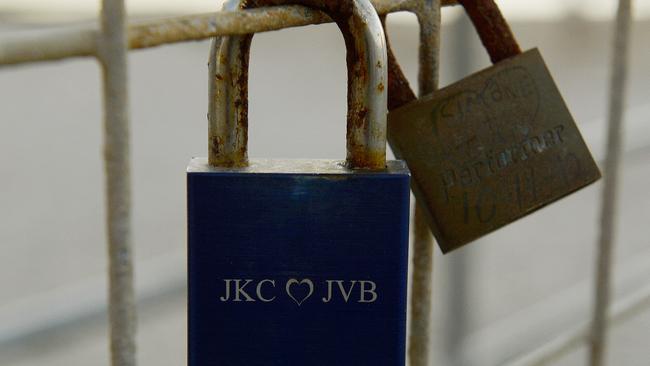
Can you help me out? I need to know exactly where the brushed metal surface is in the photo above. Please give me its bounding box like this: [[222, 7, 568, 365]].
[[187, 158, 410, 365]]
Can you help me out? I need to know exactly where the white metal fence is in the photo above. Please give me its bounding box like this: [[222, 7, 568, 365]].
[[0, 0, 637, 365]]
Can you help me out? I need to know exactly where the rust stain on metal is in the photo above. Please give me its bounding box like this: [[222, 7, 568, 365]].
[[457, 0, 521, 63], [345, 145, 386, 171], [209, 135, 248, 167], [208, 136, 222, 166], [236, 34, 251, 153], [209, 0, 385, 170], [355, 107, 369, 125]]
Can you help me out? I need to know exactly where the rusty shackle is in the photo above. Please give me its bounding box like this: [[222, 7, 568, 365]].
[[208, 0, 388, 169], [456, 0, 521, 63]]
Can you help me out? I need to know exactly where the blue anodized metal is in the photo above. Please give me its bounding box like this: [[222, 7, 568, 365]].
[[188, 159, 410, 365]]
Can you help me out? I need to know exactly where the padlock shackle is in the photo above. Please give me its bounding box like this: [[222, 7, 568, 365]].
[[208, 0, 388, 170], [457, 0, 521, 64]]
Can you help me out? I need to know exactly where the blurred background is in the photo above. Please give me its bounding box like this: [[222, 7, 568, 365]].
[[0, 0, 648, 365]]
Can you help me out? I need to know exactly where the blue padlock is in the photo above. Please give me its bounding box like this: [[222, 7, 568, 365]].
[[188, 1, 410, 364]]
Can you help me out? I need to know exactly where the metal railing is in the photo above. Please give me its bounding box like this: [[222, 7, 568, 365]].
[[0, 0, 637, 365]]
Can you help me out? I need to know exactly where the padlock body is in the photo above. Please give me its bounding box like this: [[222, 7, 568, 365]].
[[388, 48, 600, 253], [187, 158, 410, 365]]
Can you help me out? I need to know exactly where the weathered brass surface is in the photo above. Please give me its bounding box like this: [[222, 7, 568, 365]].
[[388, 49, 601, 253]]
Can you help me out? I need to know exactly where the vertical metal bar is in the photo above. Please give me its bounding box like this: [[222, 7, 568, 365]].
[[408, 2, 441, 365], [409, 139, 434, 360], [99, 0, 136, 365], [409, 208, 435, 366], [416, 1, 441, 96], [445, 15, 473, 366], [590, 0, 633, 365]]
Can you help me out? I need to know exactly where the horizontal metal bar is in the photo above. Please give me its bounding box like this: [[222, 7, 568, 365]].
[[0, 0, 457, 66], [4, 246, 650, 365], [451, 183, 650, 366], [0, 251, 185, 350], [0, 28, 98, 65], [504, 280, 650, 366]]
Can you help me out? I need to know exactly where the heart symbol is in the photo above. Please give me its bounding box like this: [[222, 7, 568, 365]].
[[285, 279, 314, 306]]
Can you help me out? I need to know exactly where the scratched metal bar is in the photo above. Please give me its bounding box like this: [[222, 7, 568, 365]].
[[98, 0, 136, 365], [0, 0, 458, 66], [406, 1, 441, 366], [445, 14, 474, 366], [590, 0, 633, 365]]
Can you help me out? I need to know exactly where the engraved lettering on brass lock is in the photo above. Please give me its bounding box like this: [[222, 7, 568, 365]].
[[386, 0, 601, 253]]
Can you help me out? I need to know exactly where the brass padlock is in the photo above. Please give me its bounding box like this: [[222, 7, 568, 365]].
[[387, 0, 601, 253]]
